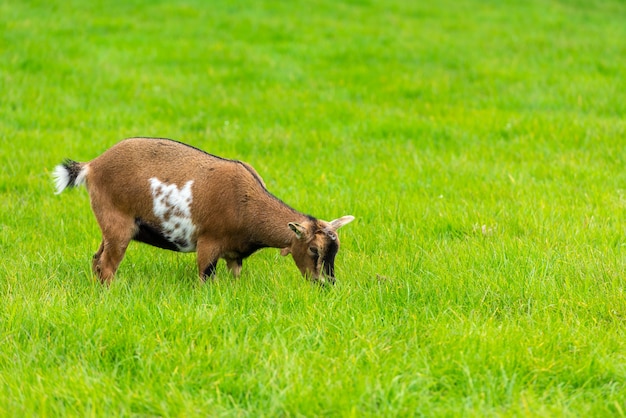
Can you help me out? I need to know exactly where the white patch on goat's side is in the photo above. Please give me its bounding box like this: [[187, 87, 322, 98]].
[[149, 177, 197, 252]]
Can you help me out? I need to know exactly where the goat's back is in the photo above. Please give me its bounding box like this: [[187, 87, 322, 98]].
[[85, 137, 265, 224]]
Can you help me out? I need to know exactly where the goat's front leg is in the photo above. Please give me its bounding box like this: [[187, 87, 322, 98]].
[[196, 236, 221, 282], [226, 258, 243, 278]]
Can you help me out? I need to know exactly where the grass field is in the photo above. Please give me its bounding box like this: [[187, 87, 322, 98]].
[[2, 0, 626, 416]]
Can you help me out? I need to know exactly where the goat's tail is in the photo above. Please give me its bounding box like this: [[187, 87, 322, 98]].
[[53, 159, 88, 194]]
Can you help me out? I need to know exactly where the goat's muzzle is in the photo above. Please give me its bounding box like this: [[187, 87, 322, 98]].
[[321, 262, 336, 285]]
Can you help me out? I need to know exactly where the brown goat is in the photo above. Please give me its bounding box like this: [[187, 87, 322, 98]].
[[53, 137, 354, 284]]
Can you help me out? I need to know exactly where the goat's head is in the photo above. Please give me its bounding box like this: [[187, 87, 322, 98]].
[[281, 215, 354, 284]]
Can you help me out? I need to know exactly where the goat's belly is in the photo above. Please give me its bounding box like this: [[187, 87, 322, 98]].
[[133, 219, 197, 252]]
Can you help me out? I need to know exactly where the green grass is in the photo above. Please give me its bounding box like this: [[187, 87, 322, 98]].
[[2, 0, 626, 415]]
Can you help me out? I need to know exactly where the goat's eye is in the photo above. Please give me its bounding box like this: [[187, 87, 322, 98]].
[[308, 246, 319, 257]]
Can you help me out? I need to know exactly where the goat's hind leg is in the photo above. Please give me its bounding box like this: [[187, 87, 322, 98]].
[[91, 211, 136, 284], [92, 241, 104, 277]]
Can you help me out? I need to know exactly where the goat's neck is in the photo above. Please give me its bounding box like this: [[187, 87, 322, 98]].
[[250, 192, 310, 249]]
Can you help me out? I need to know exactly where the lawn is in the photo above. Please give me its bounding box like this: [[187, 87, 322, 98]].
[[1, 0, 626, 416]]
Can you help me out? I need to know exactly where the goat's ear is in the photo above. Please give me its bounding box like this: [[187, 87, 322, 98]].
[[330, 215, 355, 230], [280, 247, 291, 256], [288, 222, 306, 239]]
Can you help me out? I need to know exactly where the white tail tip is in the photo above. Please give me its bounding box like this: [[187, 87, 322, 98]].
[[52, 165, 70, 194]]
